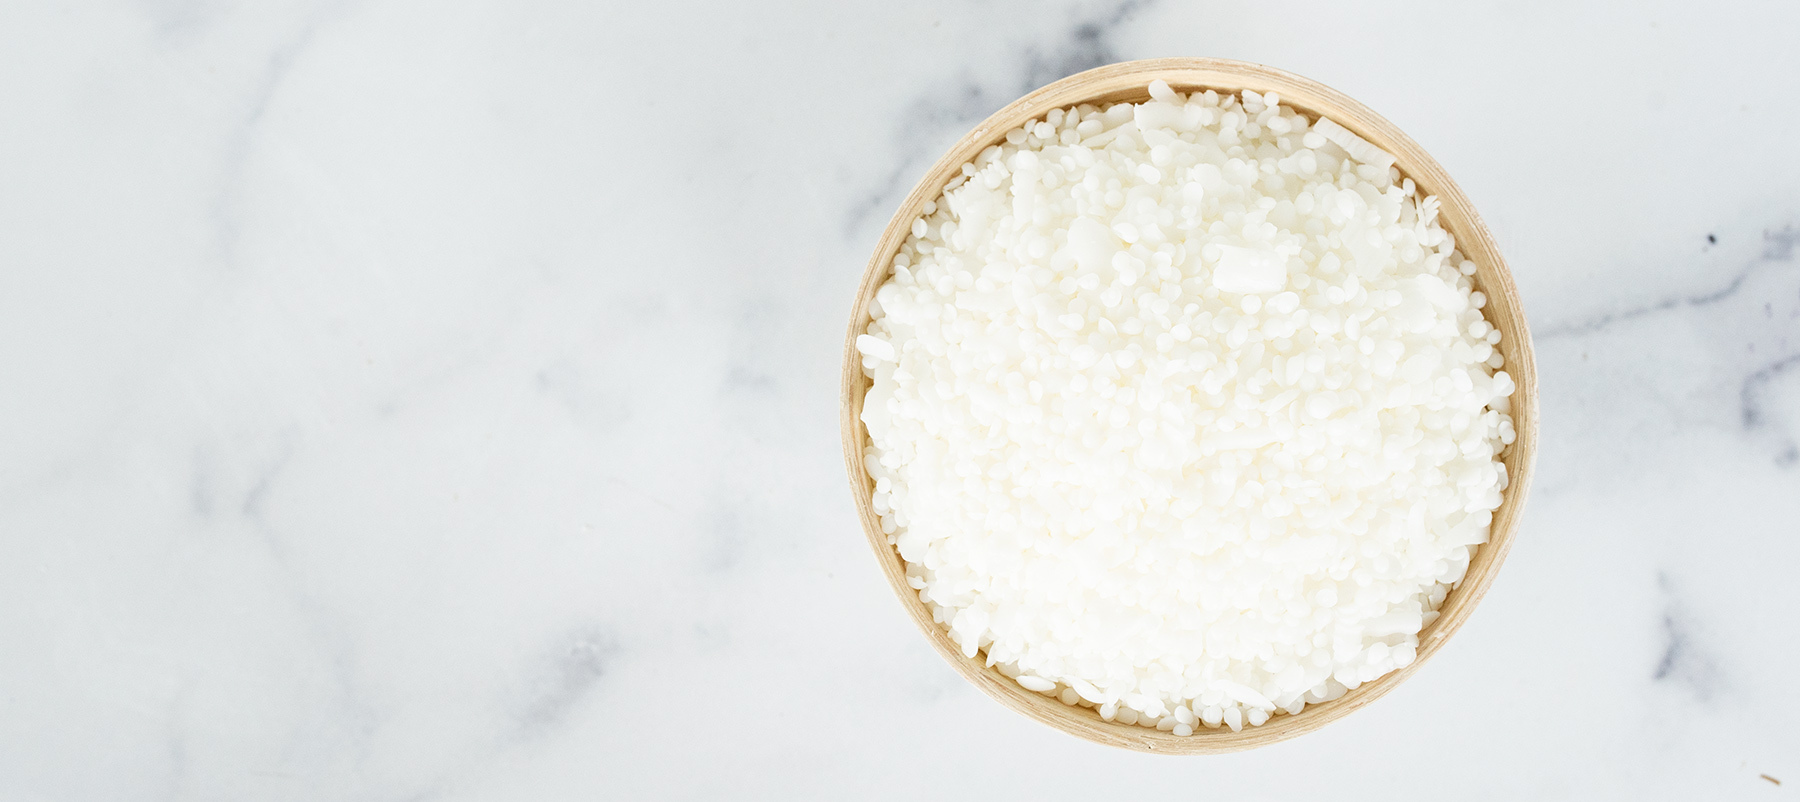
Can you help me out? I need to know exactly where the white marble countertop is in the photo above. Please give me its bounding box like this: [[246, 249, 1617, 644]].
[[3, 1, 1798, 799]]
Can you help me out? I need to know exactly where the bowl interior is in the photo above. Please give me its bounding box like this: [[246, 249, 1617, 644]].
[[841, 58, 1537, 754]]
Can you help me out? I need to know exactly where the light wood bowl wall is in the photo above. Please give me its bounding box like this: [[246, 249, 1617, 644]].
[[840, 58, 1537, 754]]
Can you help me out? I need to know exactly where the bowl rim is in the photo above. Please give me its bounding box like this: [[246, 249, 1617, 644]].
[[840, 57, 1538, 754]]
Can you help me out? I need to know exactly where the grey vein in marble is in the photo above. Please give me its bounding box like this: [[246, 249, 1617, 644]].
[[1539, 226, 1798, 341], [843, 0, 1153, 236], [207, 9, 340, 268], [518, 628, 620, 737], [1019, 0, 1152, 93], [1652, 573, 1722, 701]]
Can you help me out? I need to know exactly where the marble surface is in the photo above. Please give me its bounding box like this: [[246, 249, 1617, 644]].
[[3, 1, 1798, 799]]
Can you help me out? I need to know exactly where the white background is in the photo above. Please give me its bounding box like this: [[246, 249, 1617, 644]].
[[2, 1, 1797, 799]]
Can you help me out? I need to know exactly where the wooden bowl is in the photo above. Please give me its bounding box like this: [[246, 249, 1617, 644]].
[[840, 58, 1537, 754]]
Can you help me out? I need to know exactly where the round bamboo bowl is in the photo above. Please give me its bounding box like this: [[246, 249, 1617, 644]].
[[840, 58, 1537, 754]]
